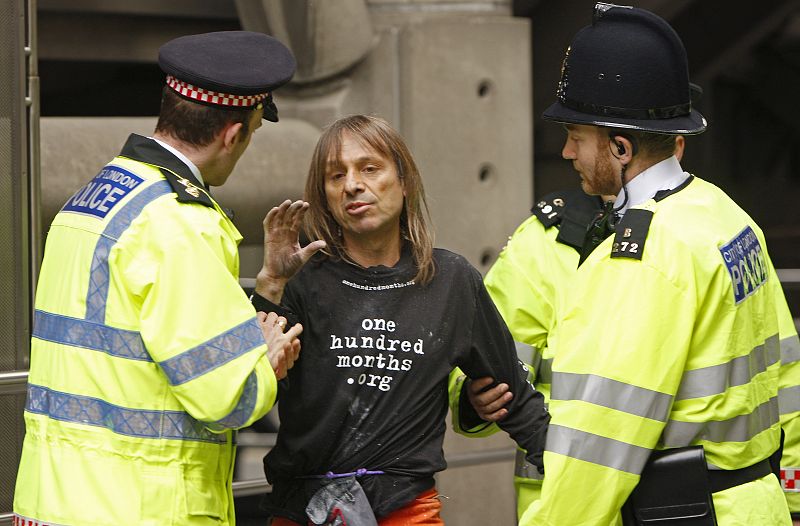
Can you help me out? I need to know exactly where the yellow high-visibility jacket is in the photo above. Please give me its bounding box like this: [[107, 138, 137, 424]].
[[522, 176, 793, 525], [777, 271, 800, 517], [13, 134, 278, 526], [448, 191, 602, 519]]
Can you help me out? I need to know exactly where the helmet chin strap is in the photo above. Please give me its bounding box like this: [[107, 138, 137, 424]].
[[607, 131, 637, 218], [606, 137, 631, 219], [612, 163, 629, 218]]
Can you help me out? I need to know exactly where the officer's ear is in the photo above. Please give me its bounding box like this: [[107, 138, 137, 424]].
[[674, 135, 685, 162], [222, 122, 244, 151], [608, 133, 636, 163]]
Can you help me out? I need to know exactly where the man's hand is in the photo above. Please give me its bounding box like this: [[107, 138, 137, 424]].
[[467, 376, 513, 422], [258, 311, 302, 380], [255, 200, 326, 302]]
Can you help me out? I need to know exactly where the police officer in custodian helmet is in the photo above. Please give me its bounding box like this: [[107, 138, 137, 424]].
[[520, 3, 799, 525]]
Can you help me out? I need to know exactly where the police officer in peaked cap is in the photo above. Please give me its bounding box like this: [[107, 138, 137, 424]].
[[13, 31, 305, 526], [518, 4, 799, 525]]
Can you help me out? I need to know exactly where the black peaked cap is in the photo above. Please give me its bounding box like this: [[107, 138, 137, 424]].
[[158, 31, 296, 122]]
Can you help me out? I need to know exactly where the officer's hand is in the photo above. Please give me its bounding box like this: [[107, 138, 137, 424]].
[[256, 200, 326, 302], [466, 377, 512, 422], [258, 311, 303, 380]]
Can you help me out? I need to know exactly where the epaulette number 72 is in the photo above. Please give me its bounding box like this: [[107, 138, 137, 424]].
[[610, 209, 653, 261], [612, 237, 640, 256]]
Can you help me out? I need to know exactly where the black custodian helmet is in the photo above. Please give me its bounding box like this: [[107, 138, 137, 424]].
[[543, 3, 706, 135]]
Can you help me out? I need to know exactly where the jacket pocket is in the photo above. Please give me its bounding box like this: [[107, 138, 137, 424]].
[[140, 466, 178, 525], [183, 476, 225, 521]]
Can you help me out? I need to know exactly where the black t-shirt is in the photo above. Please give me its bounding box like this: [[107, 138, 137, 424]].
[[255, 248, 549, 521]]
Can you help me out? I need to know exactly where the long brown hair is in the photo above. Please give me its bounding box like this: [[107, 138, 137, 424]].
[[304, 115, 436, 285]]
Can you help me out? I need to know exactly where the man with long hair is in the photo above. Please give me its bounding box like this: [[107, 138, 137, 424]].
[[251, 114, 550, 524]]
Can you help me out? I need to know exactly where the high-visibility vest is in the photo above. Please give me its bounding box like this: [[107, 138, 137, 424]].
[[448, 190, 602, 519], [486, 216, 578, 519], [776, 270, 800, 516], [521, 176, 792, 525], [13, 135, 278, 526]]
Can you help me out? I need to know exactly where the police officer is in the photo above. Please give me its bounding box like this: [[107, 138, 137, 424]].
[[448, 141, 690, 521], [519, 4, 798, 525], [13, 31, 302, 526], [448, 188, 606, 518]]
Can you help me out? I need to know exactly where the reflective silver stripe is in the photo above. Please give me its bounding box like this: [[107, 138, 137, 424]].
[[158, 317, 264, 386], [779, 385, 800, 416], [25, 383, 225, 443], [546, 424, 651, 474], [551, 372, 672, 422], [782, 334, 800, 365], [32, 309, 151, 361], [661, 396, 779, 448], [516, 342, 544, 383], [514, 341, 537, 367], [85, 180, 172, 323], [676, 335, 780, 401], [537, 358, 553, 385], [514, 448, 544, 480]]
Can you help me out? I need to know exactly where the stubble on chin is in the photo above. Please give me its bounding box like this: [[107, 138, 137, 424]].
[[593, 149, 620, 196]]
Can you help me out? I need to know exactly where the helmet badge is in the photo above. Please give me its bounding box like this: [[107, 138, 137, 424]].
[[556, 46, 571, 102]]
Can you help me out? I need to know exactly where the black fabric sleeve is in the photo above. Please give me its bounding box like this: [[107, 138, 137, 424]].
[[456, 271, 550, 472], [250, 292, 301, 327], [250, 290, 304, 398]]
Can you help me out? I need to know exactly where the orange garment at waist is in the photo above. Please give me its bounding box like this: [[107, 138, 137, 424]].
[[271, 487, 443, 525]]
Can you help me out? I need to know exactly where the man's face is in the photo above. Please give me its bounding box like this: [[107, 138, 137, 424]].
[[324, 132, 406, 245], [209, 106, 263, 187], [561, 124, 621, 196], [229, 107, 263, 173]]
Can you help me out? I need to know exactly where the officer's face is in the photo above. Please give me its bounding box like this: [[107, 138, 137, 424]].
[[229, 107, 263, 170], [324, 132, 406, 247], [561, 124, 621, 196], [209, 106, 263, 186]]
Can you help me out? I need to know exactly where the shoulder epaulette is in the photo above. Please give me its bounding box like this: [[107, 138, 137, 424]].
[[531, 190, 572, 228], [610, 208, 653, 260], [159, 168, 216, 209], [531, 189, 605, 254]]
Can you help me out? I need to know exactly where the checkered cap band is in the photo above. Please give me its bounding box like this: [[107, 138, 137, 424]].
[[166, 75, 267, 108], [13, 514, 59, 526], [781, 467, 800, 492]]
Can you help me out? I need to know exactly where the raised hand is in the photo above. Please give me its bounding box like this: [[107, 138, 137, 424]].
[[257, 311, 302, 380], [466, 377, 513, 422], [255, 200, 326, 302]]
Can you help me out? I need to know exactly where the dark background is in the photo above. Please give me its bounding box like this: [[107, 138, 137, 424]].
[[37, 0, 800, 310]]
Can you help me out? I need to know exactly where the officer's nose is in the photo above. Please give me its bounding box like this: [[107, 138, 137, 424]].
[[561, 138, 577, 160]]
